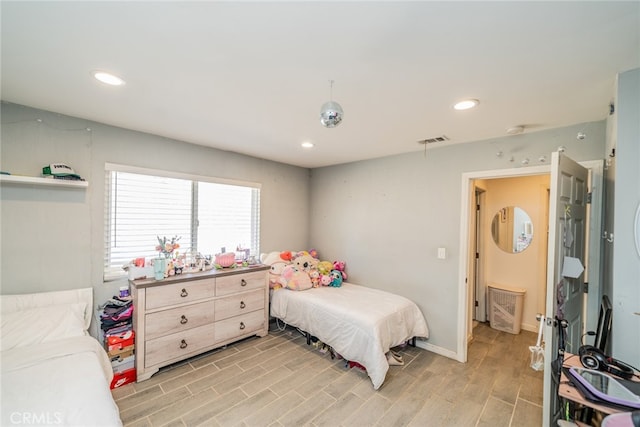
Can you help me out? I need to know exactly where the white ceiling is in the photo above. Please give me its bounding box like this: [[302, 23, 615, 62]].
[[2, 1, 639, 168]]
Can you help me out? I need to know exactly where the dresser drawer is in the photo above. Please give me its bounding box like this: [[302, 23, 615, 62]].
[[216, 271, 266, 297], [146, 278, 215, 310], [214, 309, 265, 344], [145, 300, 215, 340], [214, 289, 264, 321], [145, 323, 215, 367]]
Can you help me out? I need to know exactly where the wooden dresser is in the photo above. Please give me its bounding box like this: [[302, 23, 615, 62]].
[[129, 265, 269, 381]]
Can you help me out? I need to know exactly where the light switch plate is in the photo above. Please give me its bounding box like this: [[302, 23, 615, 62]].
[[437, 247, 446, 259]]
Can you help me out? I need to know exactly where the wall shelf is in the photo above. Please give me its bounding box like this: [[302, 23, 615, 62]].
[[0, 175, 88, 188]]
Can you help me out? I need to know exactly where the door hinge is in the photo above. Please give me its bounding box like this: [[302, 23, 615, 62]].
[[475, 300, 479, 307], [583, 282, 589, 293], [475, 252, 479, 259], [586, 192, 592, 204]]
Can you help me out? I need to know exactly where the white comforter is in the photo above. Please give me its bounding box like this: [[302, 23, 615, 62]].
[[1, 336, 122, 426], [270, 282, 429, 389]]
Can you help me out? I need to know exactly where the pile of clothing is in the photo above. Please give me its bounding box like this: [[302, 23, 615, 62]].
[[99, 296, 133, 336], [98, 295, 136, 389]]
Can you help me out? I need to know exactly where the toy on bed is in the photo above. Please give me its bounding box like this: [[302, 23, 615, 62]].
[[332, 260, 348, 281], [269, 250, 348, 290], [1, 288, 122, 426], [329, 269, 343, 287], [260, 251, 293, 289], [292, 252, 318, 272], [281, 264, 313, 291]]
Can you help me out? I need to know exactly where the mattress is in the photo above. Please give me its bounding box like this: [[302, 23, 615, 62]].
[[270, 282, 429, 389], [1, 336, 122, 426]]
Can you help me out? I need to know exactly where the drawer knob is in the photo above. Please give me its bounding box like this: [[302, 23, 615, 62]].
[[180, 288, 188, 297], [240, 279, 247, 286], [240, 301, 246, 309], [239, 322, 246, 330], [180, 339, 188, 349], [180, 315, 188, 324]]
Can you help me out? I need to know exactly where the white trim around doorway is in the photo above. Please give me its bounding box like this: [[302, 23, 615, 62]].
[[457, 165, 550, 362], [457, 160, 604, 363]]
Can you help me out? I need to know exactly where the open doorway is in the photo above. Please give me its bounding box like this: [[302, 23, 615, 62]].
[[469, 174, 550, 340], [457, 160, 604, 356], [458, 165, 551, 361], [457, 160, 603, 363]]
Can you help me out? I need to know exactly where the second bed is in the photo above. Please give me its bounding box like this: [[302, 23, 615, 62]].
[[270, 282, 429, 390]]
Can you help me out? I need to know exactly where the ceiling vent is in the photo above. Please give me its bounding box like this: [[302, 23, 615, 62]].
[[418, 135, 449, 145]]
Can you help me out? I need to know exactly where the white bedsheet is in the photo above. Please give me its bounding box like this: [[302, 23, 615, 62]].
[[270, 282, 429, 389], [1, 336, 122, 427]]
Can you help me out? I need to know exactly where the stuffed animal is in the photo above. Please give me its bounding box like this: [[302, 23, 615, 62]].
[[309, 269, 320, 287], [319, 274, 332, 286], [333, 260, 347, 281], [292, 252, 319, 272], [317, 260, 333, 276], [329, 269, 343, 287], [260, 251, 292, 290], [281, 264, 313, 291]]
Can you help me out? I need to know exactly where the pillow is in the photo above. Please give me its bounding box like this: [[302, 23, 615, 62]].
[[1, 302, 87, 351], [1, 288, 93, 329]]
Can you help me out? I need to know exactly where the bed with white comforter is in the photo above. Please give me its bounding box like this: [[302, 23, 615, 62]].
[[1, 288, 122, 426], [270, 282, 429, 390]]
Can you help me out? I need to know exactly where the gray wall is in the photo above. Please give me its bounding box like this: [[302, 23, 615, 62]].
[[1, 101, 615, 358], [611, 68, 640, 363], [310, 123, 606, 354], [0, 102, 310, 309]]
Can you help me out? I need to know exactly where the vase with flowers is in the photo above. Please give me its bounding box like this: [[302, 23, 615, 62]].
[[154, 236, 180, 279]]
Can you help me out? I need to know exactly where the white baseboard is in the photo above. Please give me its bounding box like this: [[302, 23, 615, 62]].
[[415, 340, 461, 362]]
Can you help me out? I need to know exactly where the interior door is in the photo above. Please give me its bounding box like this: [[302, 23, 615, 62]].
[[542, 152, 588, 427], [474, 188, 486, 322]]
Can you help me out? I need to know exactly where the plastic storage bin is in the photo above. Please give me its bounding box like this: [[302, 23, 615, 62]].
[[488, 283, 526, 334]]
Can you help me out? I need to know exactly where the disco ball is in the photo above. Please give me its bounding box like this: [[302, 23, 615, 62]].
[[320, 101, 344, 128]]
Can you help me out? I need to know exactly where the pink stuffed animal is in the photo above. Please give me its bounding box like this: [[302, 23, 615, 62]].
[[281, 265, 313, 291], [333, 260, 347, 281], [319, 274, 331, 286], [260, 251, 292, 289]]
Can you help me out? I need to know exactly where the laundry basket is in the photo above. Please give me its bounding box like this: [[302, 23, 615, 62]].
[[488, 283, 526, 334]]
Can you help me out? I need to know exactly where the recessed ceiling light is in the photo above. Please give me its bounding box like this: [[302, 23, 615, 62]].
[[301, 141, 314, 149], [93, 71, 125, 86], [453, 99, 479, 110]]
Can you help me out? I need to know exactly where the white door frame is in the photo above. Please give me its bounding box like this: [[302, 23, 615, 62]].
[[458, 165, 550, 362], [583, 160, 604, 337], [457, 160, 603, 362]]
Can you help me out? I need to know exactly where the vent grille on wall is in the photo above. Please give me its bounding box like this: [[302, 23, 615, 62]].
[[418, 135, 449, 144]]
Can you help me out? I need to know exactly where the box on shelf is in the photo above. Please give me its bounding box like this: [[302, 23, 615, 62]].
[[108, 344, 134, 359], [110, 368, 136, 389], [106, 330, 135, 352], [109, 348, 134, 361], [111, 355, 135, 374]]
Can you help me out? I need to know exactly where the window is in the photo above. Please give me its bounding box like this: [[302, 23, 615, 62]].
[[104, 164, 260, 280]]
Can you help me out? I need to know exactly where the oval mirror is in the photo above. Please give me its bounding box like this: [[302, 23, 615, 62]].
[[491, 206, 534, 253]]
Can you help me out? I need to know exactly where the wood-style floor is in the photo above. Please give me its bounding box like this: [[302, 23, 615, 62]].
[[112, 322, 543, 426]]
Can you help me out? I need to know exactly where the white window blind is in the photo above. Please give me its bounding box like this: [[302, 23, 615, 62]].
[[104, 166, 260, 280]]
